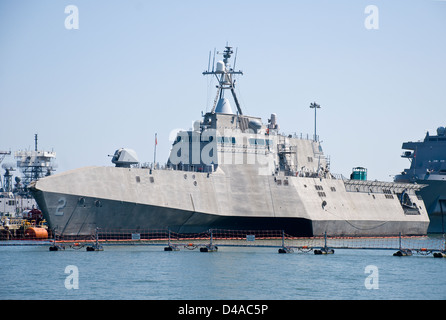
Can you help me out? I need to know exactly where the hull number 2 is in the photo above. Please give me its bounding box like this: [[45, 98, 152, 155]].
[[55, 197, 67, 216]]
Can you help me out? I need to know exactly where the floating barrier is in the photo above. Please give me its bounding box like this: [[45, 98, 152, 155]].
[[164, 245, 180, 251], [433, 252, 446, 258], [85, 228, 103, 251], [314, 248, 335, 255], [199, 245, 218, 252], [278, 247, 294, 254], [49, 244, 65, 251], [393, 249, 412, 257], [3, 228, 445, 258], [86, 245, 103, 251]]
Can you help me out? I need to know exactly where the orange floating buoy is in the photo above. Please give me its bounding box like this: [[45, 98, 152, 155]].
[[25, 227, 48, 239]]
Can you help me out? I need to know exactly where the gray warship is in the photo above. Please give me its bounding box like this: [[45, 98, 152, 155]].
[[394, 126, 446, 233], [30, 46, 429, 237]]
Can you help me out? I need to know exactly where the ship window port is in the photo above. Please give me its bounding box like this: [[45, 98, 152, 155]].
[[428, 137, 446, 141], [217, 137, 237, 144]]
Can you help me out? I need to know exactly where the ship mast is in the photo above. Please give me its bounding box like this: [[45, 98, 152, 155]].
[[203, 45, 243, 115]]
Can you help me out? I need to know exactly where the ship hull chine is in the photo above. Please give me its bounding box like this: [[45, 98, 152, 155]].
[[31, 190, 314, 237], [312, 219, 429, 237]]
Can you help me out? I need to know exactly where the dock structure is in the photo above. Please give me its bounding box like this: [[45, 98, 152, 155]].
[[2, 228, 445, 258]]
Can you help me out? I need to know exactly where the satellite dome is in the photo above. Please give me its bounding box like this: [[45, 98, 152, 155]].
[[249, 119, 262, 130], [216, 61, 225, 73], [437, 126, 445, 136], [215, 98, 234, 114]]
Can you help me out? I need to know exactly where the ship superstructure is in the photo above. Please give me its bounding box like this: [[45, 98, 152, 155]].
[[395, 127, 446, 233], [30, 46, 429, 237]]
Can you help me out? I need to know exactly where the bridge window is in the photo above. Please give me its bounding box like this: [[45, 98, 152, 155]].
[[248, 138, 265, 145], [217, 136, 236, 144]]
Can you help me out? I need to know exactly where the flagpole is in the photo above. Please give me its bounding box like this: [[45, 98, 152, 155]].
[[154, 133, 157, 168]]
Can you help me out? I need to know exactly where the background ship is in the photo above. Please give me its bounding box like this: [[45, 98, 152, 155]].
[[30, 46, 429, 238], [0, 134, 55, 239], [394, 126, 446, 233]]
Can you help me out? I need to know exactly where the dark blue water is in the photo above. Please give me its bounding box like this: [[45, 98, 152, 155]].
[[1, 244, 445, 300]]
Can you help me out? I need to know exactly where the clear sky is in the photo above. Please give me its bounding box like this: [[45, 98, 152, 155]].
[[1, 0, 445, 182]]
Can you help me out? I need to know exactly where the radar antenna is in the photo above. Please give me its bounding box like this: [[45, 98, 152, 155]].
[[203, 45, 243, 115]]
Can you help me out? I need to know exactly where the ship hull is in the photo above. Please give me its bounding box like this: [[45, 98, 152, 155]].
[[31, 190, 314, 237], [418, 180, 446, 233], [395, 177, 446, 233], [30, 166, 430, 238], [32, 190, 428, 237]]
